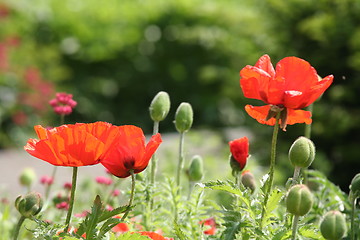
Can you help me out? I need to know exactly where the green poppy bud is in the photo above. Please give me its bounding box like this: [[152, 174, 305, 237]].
[[19, 168, 36, 188], [15, 192, 43, 218], [350, 173, 360, 200], [175, 102, 193, 133], [286, 184, 313, 216], [241, 170, 256, 193], [289, 136, 315, 168], [320, 211, 347, 240], [187, 155, 204, 182], [149, 91, 171, 122]]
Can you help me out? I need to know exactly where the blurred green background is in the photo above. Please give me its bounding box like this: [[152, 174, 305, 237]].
[[1, 0, 360, 192]]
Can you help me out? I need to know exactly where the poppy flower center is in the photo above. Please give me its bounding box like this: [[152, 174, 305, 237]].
[[123, 157, 135, 170]]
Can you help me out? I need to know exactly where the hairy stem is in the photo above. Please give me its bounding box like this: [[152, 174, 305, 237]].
[[176, 132, 185, 188], [121, 170, 136, 222], [260, 113, 280, 228], [64, 167, 78, 232], [13, 216, 25, 240], [351, 198, 357, 240], [291, 215, 300, 240]]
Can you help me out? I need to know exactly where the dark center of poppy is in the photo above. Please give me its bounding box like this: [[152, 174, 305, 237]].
[[123, 157, 135, 170]]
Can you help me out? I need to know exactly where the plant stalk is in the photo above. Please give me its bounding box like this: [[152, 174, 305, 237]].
[[292, 166, 301, 185], [176, 132, 185, 188], [64, 167, 78, 232], [291, 215, 300, 240], [150, 121, 159, 185], [351, 198, 357, 240], [13, 216, 25, 240], [260, 112, 280, 228], [121, 170, 136, 221]]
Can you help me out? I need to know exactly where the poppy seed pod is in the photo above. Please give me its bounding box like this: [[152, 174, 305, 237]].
[[289, 136, 315, 168], [149, 91, 170, 122], [350, 173, 360, 200], [286, 184, 313, 216], [19, 168, 36, 188], [241, 170, 256, 193], [187, 155, 204, 182], [175, 102, 193, 133], [320, 211, 347, 240], [15, 192, 43, 218]]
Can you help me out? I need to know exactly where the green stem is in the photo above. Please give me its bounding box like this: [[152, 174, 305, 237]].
[[260, 112, 280, 228], [64, 167, 78, 232], [150, 121, 159, 185], [13, 216, 25, 240], [351, 198, 357, 240], [291, 215, 300, 240], [121, 170, 136, 222], [304, 104, 313, 139], [176, 132, 185, 188], [292, 167, 301, 185]]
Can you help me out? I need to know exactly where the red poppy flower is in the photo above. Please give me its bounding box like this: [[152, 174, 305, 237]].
[[101, 125, 162, 178], [112, 220, 130, 233], [199, 217, 217, 235], [135, 232, 173, 240], [24, 122, 119, 167], [229, 137, 249, 171], [240, 54, 333, 130]]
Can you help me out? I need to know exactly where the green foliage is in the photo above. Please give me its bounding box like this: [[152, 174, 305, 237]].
[[109, 232, 150, 240]]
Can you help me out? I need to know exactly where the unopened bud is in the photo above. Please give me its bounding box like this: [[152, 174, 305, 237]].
[[175, 102, 193, 133], [289, 137, 315, 168], [241, 170, 256, 192], [286, 184, 313, 216], [350, 173, 360, 201], [15, 192, 43, 218], [149, 91, 170, 122], [187, 155, 204, 182], [19, 168, 36, 188], [320, 211, 347, 240]]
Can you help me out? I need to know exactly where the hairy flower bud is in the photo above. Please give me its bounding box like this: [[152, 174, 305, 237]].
[[175, 102, 193, 133], [187, 155, 204, 182], [149, 91, 170, 122], [241, 170, 256, 193], [19, 168, 36, 188], [320, 211, 347, 240], [286, 184, 313, 216], [289, 136, 315, 168], [15, 192, 43, 218], [350, 173, 360, 201]]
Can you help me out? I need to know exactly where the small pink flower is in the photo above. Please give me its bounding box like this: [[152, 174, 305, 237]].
[[74, 210, 89, 218], [49, 92, 77, 116], [63, 182, 72, 190], [40, 175, 54, 185], [56, 201, 69, 210], [95, 176, 113, 185], [112, 189, 120, 197]]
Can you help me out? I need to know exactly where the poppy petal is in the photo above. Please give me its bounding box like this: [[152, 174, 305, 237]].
[[240, 66, 272, 102], [244, 105, 277, 126], [138, 133, 162, 168], [254, 54, 275, 77], [302, 75, 334, 108], [286, 109, 312, 125], [275, 57, 318, 94]]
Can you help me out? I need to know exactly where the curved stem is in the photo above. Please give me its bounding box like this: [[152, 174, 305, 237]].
[[292, 167, 301, 186], [351, 198, 357, 240], [13, 216, 25, 240], [121, 170, 136, 222], [304, 104, 313, 139], [291, 215, 299, 240], [260, 112, 280, 228], [176, 132, 185, 188], [150, 121, 160, 185], [64, 167, 78, 232]]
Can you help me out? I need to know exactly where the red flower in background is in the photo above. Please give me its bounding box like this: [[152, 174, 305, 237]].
[[229, 137, 249, 172], [101, 125, 162, 178], [135, 232, 173, 240], [240, 54, 333, 130], [24, 122, 119, 167], [199, 217, 217, 235]]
